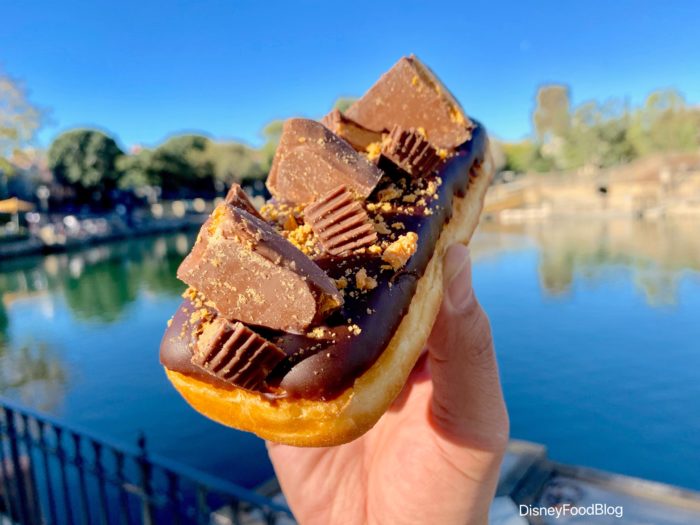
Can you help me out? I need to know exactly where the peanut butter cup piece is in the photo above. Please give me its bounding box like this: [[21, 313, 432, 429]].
[[177, 203, 342, 333], [344, 55, 472, 150], [224, 183, 262, 219], [305, 185, 377, 255], [192, 317, 285, 391], [321, 109, 383, 152], [266, 118, 383, 205], [382, 125, 445, 176]]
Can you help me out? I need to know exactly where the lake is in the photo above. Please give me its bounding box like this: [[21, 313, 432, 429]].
[[1, 217, 698, 490]]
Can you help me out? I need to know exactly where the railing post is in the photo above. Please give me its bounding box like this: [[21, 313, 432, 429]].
[[0, 419, 17, 522], [36, 419, 59, 525], [166, 470, 182, 525], [72, 431, 91, 525], [137, 432, 156, 525], [3, 407, 30, 525], [20, 413, 42, 525], [91, 440, 110, 525], [114, 450, 133, 525], [54, 426, 75, 524], [195, 484, 210, 525]]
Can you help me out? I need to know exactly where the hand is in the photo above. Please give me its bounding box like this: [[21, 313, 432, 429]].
[[267, 244, 509, 525]]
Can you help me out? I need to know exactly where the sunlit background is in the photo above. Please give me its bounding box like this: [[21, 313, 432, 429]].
[[1, 0, 699, 496]]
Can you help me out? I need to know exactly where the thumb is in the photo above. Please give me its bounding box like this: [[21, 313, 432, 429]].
[[427, 244, 509, 451]]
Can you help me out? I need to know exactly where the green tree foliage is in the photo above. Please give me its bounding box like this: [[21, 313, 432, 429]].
[[562, 100, 637, 169], [205, 141, 265, 185], [258, 119, 285, 173], [48, 129, 124, 192], [333, 97, 358, 113], [502, 140, 555, 173], [115, 135, 216, 197], [502, 141, 538, 172], [116, 148, 156, 190], [117, 136, 267, 195], [503, 85, 699, 174], [627, 90, 700, 155], [152, 134, 214, 195]]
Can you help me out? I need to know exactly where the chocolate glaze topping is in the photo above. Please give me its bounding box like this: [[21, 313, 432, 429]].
[[160, 123, 487, 400]]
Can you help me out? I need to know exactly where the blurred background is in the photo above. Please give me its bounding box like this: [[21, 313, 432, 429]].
[[0, 0, 699, 505]]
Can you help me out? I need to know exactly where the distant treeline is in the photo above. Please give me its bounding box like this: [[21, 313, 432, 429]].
[[500, 86, 700, 174], [46, 123, 283, 203]]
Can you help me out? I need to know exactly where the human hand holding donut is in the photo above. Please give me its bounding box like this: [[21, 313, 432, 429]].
[[267, 244, 510, 525]]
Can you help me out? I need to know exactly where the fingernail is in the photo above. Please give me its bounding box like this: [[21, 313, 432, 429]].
[[443, 244, 473, 312]]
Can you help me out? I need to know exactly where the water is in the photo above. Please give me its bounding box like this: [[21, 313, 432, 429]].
[[472, 218, 700, 491], [0, 218, 698, 490], [0, 234, 273, 488]]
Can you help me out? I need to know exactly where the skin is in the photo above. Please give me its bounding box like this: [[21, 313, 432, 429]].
[[267, 244, 510, 525]]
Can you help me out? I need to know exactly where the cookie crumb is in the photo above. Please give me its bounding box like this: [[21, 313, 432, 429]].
[[377, 185, 402, 202], [283, 213, 298, 231], [355, 268, 378, 291], [374, 219, 391, 235], [308, 327, 328, 339], [383, 232, 419, 270]]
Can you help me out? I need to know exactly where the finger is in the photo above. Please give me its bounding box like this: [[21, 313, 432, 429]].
[[427, 243, 509, 451], [388, 350, 431, 412]]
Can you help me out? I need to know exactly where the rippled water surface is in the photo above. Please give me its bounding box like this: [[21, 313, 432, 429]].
[[1, 218, 698, 489]]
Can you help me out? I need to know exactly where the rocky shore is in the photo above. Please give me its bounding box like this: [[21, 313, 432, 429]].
[[485, 153, 700, 221]]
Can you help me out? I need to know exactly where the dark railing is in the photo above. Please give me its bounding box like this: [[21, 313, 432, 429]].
[[0, 398, 295, 525]]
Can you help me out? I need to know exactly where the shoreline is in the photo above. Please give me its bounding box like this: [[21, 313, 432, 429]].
[[0, 214, 206, 261]]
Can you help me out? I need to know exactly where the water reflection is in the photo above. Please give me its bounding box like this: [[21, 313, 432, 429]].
[[0, 232, 194, 407], [0, 341, 67, 411], [0, 301, 8, 342], [474, 218, 700, 305], [0, 232, 193, 323]]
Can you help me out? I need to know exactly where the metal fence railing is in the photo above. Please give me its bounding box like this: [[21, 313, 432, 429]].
[[0, 398, 295, 525]]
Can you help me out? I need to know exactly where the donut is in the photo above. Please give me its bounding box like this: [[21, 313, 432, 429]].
[[160, 55, 494, 446]]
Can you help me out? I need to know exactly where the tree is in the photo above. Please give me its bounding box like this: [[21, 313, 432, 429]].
[[154, 134, 214, 195], [533, 85, 571, 142], [0, 72, 46, 196], [333, 97, 358, 113], [258, 120, 285, 173], [48, 129, 124, 197], [502, 141, 538, 173], [627, 90, 700, 155], [204, 141, 265, 186], [123, 134, 216, 198], [562, 100, 636, 169], [116, 147, 157, 190]]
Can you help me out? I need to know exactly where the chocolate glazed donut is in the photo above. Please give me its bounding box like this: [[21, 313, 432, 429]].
[[159, 55, 494, 446]]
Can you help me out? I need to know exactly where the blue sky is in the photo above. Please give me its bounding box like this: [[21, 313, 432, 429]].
[[2, 1, 699, 149]]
